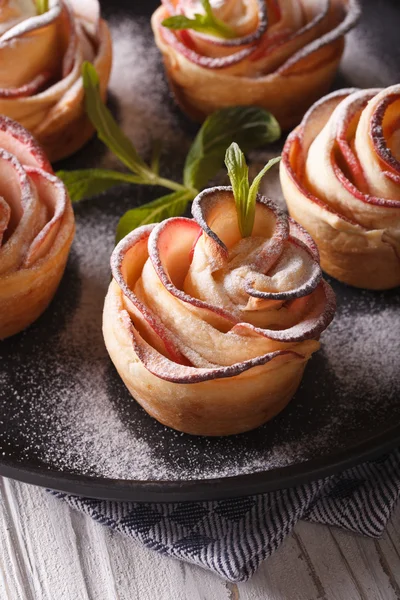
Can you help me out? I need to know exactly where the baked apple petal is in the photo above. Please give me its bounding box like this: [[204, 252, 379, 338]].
[[67, 0, 100, 36], [0, 149, 40, 274], [192, 186, 290, 264], [112, 225, 191, 365], [282, 126, 369, 227], [243, 228, 322, 303], [248, 0, 329, 74], [127, 318, 302, 384], [232, 280, 336, 342], [60, 1, 79, 77], [0, 72, 52, 99], [357, 85, 400, 200], [278, 0, 361, 76], [148, 216, 236, 323], [0, 1, 64, 89], [0, 115, 52, 171], [22, 168, 68, 267], [159, 19, 258, 69]]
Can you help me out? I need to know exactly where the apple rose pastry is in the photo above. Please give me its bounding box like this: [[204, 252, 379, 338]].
[[0, 0, 112, 162], [151, 0, 360, 129], [280, 86, 400, 290], [0, 116, 75, 339], [104, 151, 335, 435]]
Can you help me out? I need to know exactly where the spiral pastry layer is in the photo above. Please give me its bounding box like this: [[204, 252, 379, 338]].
[[151, 0, 359, 129], [0, 0, 112, 161], [103, 187, 335, 435], [280, 86, 400, 289], [0, 116, 75, 339]]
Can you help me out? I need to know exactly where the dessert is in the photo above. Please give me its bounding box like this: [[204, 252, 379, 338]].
[[0, 115, 75, 339], [151, 0, 360, 129], [280, 86, 400, 290], [103, 184, 335, 436], [0, 0, 112, 162]]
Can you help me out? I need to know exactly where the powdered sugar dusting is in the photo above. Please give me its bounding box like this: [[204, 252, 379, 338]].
[[100, 18, 189, 169], [341, 25, 392, 89], [0, 10, 399, 490], [0, 194, 399, 483], [324, 301, 400, 401]]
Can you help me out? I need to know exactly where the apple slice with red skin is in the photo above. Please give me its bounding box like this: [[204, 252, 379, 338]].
[[22, 168, 70, 267], [0, 115, 52, 172], [280, 85, 400, 290], [112, 225, 193, 365], [233, 280, 336, 343], [125, 318, 301, 384]]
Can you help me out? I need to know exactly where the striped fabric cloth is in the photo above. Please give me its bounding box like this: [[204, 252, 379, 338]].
[[52, 449, 400, 582]]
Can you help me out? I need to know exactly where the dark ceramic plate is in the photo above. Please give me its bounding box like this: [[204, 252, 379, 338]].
[[0, 0, 399, 502]]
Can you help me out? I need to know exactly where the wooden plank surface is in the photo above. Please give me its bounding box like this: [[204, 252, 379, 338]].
[[0, 478, 399, 600]]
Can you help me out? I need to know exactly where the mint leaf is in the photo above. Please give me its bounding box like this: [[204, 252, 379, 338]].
[[116, 190, 193, 242], [162, 15, 202, 30], [247, 156, 281, 209], [36, 0, 49, 14], [184, 106, 281, 191], [57, 169, 144, 203], [162, 0, 236, 39], [225, 143, 281, 237], [82, 62, 150, 177], [225, 143, 250, 237]]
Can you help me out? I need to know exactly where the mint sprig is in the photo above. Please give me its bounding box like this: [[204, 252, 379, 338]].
[[58, 62, 281, 241], [56, 169, 145, 204], [162, 0, 236, 39], [184, 106, 280, 191], [225, 143, 281, 237], [82, 63, 152, 180], [36, 0, 49, 15]]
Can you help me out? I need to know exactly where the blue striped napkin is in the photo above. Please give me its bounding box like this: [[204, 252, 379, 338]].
[[52, 449, 400, 582]]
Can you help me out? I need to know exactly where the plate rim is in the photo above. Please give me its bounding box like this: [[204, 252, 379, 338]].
[[1, 423, 399, 502]]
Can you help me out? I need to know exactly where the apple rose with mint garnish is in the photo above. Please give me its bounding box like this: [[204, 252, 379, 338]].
[[151, 0, 360, 129], [103, 144, 335, 436], [280, 86, 400, 290], [0, 115, 75, 339], [0, 0, 112, 162]]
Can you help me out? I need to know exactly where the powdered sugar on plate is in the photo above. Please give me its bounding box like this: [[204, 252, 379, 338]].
[[0, 193, 399, 483], [100, 18, 190, 170], [324, 302, 399, 402], [0, 13, 399, 489]]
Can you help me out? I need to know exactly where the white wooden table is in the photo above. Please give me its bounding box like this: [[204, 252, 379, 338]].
[[1, 478, 399, 600]]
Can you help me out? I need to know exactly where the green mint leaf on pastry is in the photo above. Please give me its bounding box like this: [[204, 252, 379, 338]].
[[162, 0, 236, 39], [225, 142, 281, 237], [116, 190, 192, 242], [183, 106, 281, 191], [36, 0, 49, 15], [224, 143, 249, 237], [57, 169, 145, 203]]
